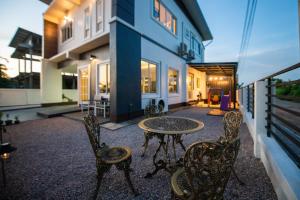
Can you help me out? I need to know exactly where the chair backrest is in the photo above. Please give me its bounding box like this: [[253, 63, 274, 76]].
[[223, 111, 243, 141], [94, 95, 102, 101], [83, 113, 101, 157], [183, 139, 240, 200]]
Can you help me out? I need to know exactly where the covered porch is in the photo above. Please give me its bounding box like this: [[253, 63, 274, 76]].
[[187, 62, 238, 109]]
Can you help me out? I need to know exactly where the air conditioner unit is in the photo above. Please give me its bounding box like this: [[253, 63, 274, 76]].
[[187, 49, 195, 60], [178, 42, 188, 56], [156, 98, 168, 113]]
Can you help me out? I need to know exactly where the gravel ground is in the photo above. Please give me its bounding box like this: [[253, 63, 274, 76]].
[[0, 107, 277, 200]]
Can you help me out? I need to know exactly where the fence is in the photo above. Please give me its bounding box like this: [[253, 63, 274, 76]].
[[239, 63, 300, 168]]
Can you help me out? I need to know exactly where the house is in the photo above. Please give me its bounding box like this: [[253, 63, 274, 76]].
[[40, 0, 238, 122]]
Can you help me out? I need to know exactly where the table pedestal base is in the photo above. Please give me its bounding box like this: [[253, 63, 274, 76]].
[[145, 134, 186, 178]]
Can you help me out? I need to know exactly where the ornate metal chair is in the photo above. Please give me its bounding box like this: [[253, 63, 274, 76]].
[[171, 139, 240, 200], [141, 103, 164, 157], [83, 113, 138, 199], [218, 111, 244, 185], [223, 111, 243, 141]]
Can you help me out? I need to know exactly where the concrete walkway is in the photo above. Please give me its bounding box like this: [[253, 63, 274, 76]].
[[0, 105, 80, 122]]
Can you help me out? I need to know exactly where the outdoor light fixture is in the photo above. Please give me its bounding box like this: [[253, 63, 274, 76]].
[[0, 142, 17, 187], [0, 143, 16, 160], [90, 55, 96, 61]]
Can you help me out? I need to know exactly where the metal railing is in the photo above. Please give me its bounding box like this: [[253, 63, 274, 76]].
[[239, 63, 300, 167], [262, 63, 300, 167]]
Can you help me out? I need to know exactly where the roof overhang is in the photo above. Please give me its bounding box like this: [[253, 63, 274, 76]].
[[176, 0, 213, 41], [189, 62, 238, 76], [39, 0, 53, 5], [9, 27, 42, 49], [43, 0, 81, 24], [49, 32, 109, 63]]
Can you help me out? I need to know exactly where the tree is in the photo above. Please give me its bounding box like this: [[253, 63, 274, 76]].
[[0, 63, 14, 88]]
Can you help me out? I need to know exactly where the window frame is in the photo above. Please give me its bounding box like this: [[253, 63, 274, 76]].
[[151, 0, 177, 36], [96, 0, 105, 33], [141, 59, 159, 95], [61, 20, 73, 43], [84, 6, 91, 39], [96, 61, 110, 95], [168, 67, 179, 94]]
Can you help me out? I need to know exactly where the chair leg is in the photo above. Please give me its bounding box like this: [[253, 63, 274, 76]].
[[231, 166, 245, 185], [124, 167, 138, 196], [94, 171, 105, 200], [141, 133, 150, 157]]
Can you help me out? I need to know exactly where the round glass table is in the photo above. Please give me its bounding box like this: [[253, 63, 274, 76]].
[[138, 116, 204, 178]]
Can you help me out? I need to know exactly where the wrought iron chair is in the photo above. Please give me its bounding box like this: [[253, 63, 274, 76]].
[[218, 111, 244, 185], [141, 103, 164, 157], [171, 139, 240, 200], [83, 113, 138, 199]]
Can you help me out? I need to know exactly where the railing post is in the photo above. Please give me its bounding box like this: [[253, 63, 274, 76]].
[[247, 85, 250, 112], [266, 78, 272, 137], [252, 83, 255, 119]]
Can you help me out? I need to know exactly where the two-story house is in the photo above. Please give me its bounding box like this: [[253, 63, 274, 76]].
[[40, 0, 214, 122]]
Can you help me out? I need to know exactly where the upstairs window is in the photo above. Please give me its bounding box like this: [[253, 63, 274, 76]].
[[191, 34, 202, 55], [61, 20, 73, 43], [96, 0, 104, 33], [153, 0, 177, 35], [84, 7, 91, 38]]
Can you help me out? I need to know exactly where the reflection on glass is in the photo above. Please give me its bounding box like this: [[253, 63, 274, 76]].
[[168, 69, 178, 93], [98, 64, 110, 94], [141, 60, 157, 94]]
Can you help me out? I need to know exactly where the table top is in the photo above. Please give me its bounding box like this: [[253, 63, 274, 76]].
[[138, 116, 204, 135]]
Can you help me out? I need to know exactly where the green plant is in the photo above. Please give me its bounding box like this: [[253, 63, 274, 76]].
[[276, 86, 291, 96], [0, 112, 3, 120]]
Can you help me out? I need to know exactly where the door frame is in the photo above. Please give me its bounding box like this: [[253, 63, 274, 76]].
[[77, 64, 90, 104]]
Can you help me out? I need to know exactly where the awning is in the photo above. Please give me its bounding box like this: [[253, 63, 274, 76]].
[[189, 62, 238, 76]]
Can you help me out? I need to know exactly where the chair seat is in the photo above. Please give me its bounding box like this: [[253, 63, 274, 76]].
[[99, 146, 132, 164], [171, 168, 192, 199]]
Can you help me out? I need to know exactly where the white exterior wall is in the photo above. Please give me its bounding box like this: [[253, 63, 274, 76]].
[[135, 0, 204, 63], [0, 89, 41, 107], [62, 89, 78, 102], [141, 38, 187, 108], [41, 59, 63, 103], [57, 0, 111, 53]]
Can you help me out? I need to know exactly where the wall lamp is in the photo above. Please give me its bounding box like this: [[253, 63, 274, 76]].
[[90, 55, 96, 61]]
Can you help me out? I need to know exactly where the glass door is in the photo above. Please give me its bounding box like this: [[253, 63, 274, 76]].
[[79, 67, 89, 101], [187, 73, 194, 100]]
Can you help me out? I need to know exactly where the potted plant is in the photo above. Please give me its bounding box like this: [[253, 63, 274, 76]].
[[14, 116, 20, 124], [5, 113, 13, 126]]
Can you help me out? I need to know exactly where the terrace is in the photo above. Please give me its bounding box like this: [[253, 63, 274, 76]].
[[0, 107, 277, 199]]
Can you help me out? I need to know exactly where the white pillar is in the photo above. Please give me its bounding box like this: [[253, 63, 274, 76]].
[[253, 80, 268, 157], [40, 59, 62, 104]]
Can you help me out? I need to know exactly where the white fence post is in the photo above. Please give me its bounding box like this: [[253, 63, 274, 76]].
[[253, 80, 267, 157]]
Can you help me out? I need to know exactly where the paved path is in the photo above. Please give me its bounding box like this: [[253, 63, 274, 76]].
[[1, 107, 277, 200]]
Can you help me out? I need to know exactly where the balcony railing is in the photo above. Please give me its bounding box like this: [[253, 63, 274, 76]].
[[239, 63, 300, 168]]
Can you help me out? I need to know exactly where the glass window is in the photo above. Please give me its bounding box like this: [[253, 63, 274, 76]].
[[96, 0, 104, 33], [168, 68, 178, 93], [98, 64, 110, 94], [61, 20, 73, 42], [141, 60, 157, 94], [84, 7, 90, 38], [153, 0, 177, 35], [154, 0, 160, 19]]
